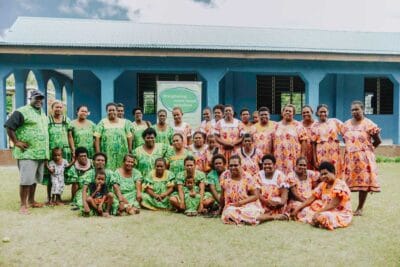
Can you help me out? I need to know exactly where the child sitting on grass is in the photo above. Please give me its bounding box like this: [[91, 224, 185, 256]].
[[46, 147, 74, 206], [83, 170, 112, 217], [183, 177, 201, 216]]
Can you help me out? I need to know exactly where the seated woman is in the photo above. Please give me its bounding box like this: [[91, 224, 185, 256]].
[[233, 133, 263, 179], [167, 133, 193, 176], [291, 161, 353, 230], [286, 157, 320, 214], [258, 154, 289, 221], [141, 158, 175, 210], [170, 156, 214, 214], [206, 154, 226, 203], [188, 131, 208, 173], [219, 155, 264, 225], [114, 154, 142, 215]]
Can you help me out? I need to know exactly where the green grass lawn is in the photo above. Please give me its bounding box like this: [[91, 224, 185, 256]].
[[0, 164, 399, 267]]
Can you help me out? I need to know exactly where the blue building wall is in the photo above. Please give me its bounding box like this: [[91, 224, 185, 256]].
[[1, 53, 400, 148]]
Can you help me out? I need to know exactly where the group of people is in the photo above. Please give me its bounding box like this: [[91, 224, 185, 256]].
[[4, 89, 382, 230]]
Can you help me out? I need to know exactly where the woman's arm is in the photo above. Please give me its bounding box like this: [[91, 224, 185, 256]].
[[68, 131, 75, 157], [290, 186, 306, 202], [94, 136, 101, 153], [372, 133, 382, 148], [210, 185, 220, 202], [136, 180, 142, 202], [234, 188, 259, 207]]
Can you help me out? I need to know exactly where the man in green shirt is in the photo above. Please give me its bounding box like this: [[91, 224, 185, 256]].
[[4, 90, 49, 214]]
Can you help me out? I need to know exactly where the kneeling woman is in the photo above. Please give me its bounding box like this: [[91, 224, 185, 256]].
[[258, 154, 290, 221], [219, 155, 264, 225], [114, 154, 142, 215], [291, 161, 352, 230], [141, 158, 175, 210]]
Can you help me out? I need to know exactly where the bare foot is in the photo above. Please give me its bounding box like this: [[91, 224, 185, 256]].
[[29, 202, 44, 208], [102, 212, 111, 218], [55, 202, 64, 206], [353, 209, 363, 216], [19, 206, 30, 215], [274, 214, 289, 221]]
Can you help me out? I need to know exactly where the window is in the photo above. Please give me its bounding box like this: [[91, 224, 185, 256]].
[[364, 77, 393, 115], [137, 73, 197, 114], [257, 75, 305, 114]]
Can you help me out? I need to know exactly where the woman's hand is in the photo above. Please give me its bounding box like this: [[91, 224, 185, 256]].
[[136, 193, 142, 203]]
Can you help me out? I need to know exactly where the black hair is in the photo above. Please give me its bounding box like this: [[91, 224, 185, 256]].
[[261, 154, 276, 164], [142, 127, 157, 139], [318, 161, 336, 174], [75, 146, 88, 157], [93, 152, 108, 164]]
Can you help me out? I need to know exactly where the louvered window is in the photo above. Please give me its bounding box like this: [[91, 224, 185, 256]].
[[137, 73, 197, 114], [364, 77, 393, 115], [256, 75, 305, 114]]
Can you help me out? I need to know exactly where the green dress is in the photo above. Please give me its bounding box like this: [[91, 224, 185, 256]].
[[65, 163, 93, 207], [131, 121, 149, 149], [94, 118, 132, 170], [82, 168, 119, 215], [153, 124, 174, 145], [175, 170, 213, 200], [70, 119, 95, 158], [167, 149, 193, 176], [206, 170, 222, 193], [133, 143, 170, 177], [141, 170, 175, 210], [48, 115, 72, 161], [182, 185, 201, 213], [114, 168, 143, 208]]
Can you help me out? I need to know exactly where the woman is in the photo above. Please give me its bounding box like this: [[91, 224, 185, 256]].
[[206, 154, 226, 203], [167, 133, 193, 175], [199, 107, 213, 135], [131, 107, 150, 149], [114, 154, 143, 214], [258, 154, 289, 221], [70, 105, 95, 159], [301, 105, 316, 170], [153, 109, 174, 145], [219, 155, 264, 225], [133, 127, 169, 177], [291, 161, 353, 230], [65, 147, 93, 210], [286, 157, 320, 213], [141, 158, 175, 210], [204, 134, 222, 171], [171, 156, 214, 214], [311, 104, 343, 174], [273, 104, 307, 175], [215, 104, 243, 160], [172, 106, 192, 147], [94, 103, 132, 170], [253, 107, 275, 155], [341, 100, 381, 216], [189, 131, 208, 172], [46, 100, 74, 202], [234, 133, 263, 178]]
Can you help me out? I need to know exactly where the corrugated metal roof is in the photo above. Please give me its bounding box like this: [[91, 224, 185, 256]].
[[1, 16, 400, 55]]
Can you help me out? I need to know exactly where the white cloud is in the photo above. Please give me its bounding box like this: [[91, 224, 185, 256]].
[[112, 0, 400, 32], [58, 0, 90, 16]]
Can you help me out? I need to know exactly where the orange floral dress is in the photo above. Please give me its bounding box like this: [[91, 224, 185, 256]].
[[341, 118, 381, 192], [172, 122, 192, 148], [296, 179, 353, 230], [220, 170, 264, 225], [233, 147, 263, 180], [302, 121, 316, 170], [189, 144, 209, 172], [286, 170, 320, 213], [253, 121, 276, 155], [214, 118, 243, 160], [311, 118, 343, 175], [240, 122, 257, 136], [258, 169, 289, 216], [273, 120, 307, 175], [199, 120, 213, 136]]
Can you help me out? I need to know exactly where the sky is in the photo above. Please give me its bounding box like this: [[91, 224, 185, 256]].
[[1, 0, 400, 37]]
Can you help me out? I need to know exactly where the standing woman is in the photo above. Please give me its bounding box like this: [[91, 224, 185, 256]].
[[189, 131, 208, 172], [301, 105, 316, 170], [172, 106, 192, 147], [341, 100, 381, 216], [70, 105, 95, 159], [153, 109, 174, 145], [167, 133, 193, 176], [311, 104, 343, 173], [94, 103, 133, 170], [199, 107, 213, 135], [273, 104, 307, 175], [131, 107, 150, 149], [234, 133, 263, 179]]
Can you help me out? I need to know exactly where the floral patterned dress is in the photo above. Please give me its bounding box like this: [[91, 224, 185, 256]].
[[131, 121, 149, 149], [153, 124, 174, 145], [189, 144, 209, 172], [114, 168, 143, 208], [301, 121, 317, 170], [220, 170, 264, 225], [167, 148, 193, 176], [172, 122, 192, 147], [214, 118, 243, 160], [94, 118, 132, 170], [296, 179, 353, 230], [258, 169, 289, 216], [133, 143, 170, 177], [273, 120, 307, 175], [286, 170, 320, 213], [311, 119, 343, 175], [233, 147, 263, 180], [253, 121, 276, 155], [341, 118, 381, 192], [70, 119, 95, 159], [141, 170, 175, 210]]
